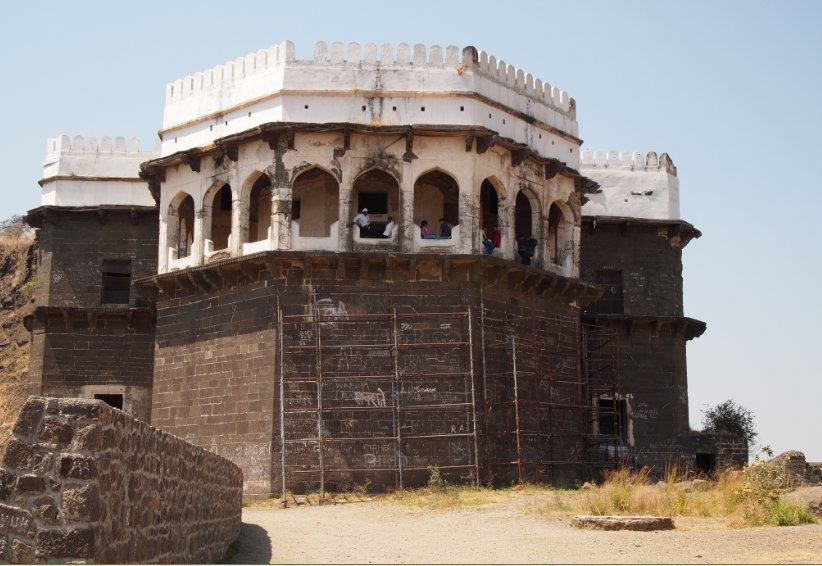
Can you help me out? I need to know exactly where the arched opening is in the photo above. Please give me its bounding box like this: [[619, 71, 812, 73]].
[[514, 190, 533, 238], [292, 167, 340, 237], [247, 174, 272, 243], [168, 193, 194, 259], [208, 183, 232, 250], [413, 170, 459, 235], [352, 169, 399, 238], [547, 201, 569, 265], [480, 179, 500, 233]]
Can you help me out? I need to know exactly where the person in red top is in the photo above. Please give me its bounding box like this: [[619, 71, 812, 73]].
[[490, 226, 501, 253]]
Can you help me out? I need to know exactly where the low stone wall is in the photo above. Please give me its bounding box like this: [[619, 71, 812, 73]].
[[0, 397, 242, 563]]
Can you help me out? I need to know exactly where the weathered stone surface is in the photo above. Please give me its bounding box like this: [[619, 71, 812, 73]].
[[39, 416, 74, 449], [36, 528, 94, 559], [62, 484, 102, 522], [10, 539, 33, 563], [572, 515, 675, 531], [0, 503, 35, 537], [0, 534, 8, 561], [11, 397, 45, 440], [76, 423, 102, 451], [58, 454, 97, 480], [33, 452, 55, 475], [57, 398, 102, 420], [0, 469, 16, 501], [31, 494, 60, 526], [16, 474, 46, 494], [1, 439, 34, 471]]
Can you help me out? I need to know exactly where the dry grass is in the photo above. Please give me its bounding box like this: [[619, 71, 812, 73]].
[[0, 231, 35, 450], [0, 341, 29, 448], [376, 465, 818, 528]]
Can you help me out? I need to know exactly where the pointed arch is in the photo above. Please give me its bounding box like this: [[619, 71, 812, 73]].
[[243, 171, 272, 244], [480, 177, 503, 232], [167, 191, 195, 259], [352, 168, 400, 238], [292, 166, 340, 238], [547, 199, 573, 267], [204, 181, 232, 251], [413, 168, 459, 229]]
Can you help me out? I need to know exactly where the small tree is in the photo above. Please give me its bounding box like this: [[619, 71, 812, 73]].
[[701, 399, 757, 444], [0, 215, 31, 240]]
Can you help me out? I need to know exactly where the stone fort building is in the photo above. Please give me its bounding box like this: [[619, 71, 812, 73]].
[[24, 40, 745, 497]]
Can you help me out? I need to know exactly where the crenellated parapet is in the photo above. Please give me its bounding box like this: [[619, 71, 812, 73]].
[[160, 40, 579, 164], [580, 149, 677, 176], [39, 135, 159, 208], [580, 150, 680, 221]]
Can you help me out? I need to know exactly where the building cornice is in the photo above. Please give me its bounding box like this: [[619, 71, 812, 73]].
[[134, 251, 601, 308]]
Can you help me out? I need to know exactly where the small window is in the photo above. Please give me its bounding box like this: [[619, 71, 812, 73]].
[[101, 260, 131, 305], [357, 193, 388, 215], [94, 393, 123, 410], [594, 270, 624, 314], [293, 200, 301, 220]]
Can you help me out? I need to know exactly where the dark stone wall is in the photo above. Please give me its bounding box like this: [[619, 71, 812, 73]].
[[27, 208, 158, 421], [30, 314, 155, 421], [0, 397, 242, 564], [613, 323, 690, 470], [579, 222, 684, 317], [34, 209, 158, 308], [150, 261, 590, 497], [580, 221, 696, 472]]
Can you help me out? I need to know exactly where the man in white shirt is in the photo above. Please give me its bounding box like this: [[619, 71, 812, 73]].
[[352, 208, 373, 237], [381, 216, 395, 238]]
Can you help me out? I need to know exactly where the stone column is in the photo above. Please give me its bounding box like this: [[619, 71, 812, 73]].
[[271, 186, 292, 250], [193, 207, 205, 265], [338, 167, 353, 252], [229, 166, 243, 257], [399, 165, 414, 254]]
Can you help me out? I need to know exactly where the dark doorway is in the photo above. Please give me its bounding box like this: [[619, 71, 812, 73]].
[[94, 393, 123, 410]]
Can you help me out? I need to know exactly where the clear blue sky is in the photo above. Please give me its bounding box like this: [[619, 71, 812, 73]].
[[2, 1, 820, 460]]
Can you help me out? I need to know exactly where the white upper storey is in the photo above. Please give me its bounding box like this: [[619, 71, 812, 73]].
[[160, 40, 581, 167], [580, 149, 680, 221], [39, 135, 158, 208]]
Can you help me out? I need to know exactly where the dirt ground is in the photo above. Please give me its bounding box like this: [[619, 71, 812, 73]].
[[227, 493, 822, 564]]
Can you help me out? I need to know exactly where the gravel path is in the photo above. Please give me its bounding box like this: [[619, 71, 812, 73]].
[[227, 498, 822, 564]]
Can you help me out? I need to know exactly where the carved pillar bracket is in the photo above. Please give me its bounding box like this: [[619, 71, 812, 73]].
[[511, 148, 531, 168], [476, 135, 496, 154], [217, 141, 238, 162], [465, 132, 475, 152], [182, 150, 201, 173], [403, 128, 417, 162]]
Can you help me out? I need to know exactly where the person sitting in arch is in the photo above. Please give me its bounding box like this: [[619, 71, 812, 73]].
[[439, 218, 452, 238], [420, 220, 446, 239], [380, 216, 395, 238], [352, 208, 374, 237]]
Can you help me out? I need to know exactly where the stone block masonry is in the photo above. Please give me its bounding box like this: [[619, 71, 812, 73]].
[[0, 397, 242, 563]]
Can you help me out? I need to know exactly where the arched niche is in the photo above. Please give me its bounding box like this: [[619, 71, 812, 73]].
[[480, 178, 503, 232], [245, 172, 272, 244], [547, 200, 573, 266], [514, 188, 539, 239], [413, 169, 459, 229], [292, 167, 340, 237], [167, 192, 195, 258], [352, 168, 399, 237], [205, 182, 232, 251]]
